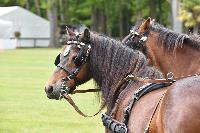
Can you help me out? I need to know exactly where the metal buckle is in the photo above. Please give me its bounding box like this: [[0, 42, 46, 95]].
[[139, 36, 147, 43], [61, 86, 70, 94]]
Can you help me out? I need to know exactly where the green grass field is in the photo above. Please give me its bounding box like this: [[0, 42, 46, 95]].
[[0, 48, 104, 133]]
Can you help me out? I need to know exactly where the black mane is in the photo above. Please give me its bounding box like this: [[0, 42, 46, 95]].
[[150, 22, 200, 51], [89, 33, 163, 109]]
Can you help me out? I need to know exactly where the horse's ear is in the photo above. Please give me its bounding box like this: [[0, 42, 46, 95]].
[[83, 28, 90, 43], [66, 26, 76, 36], [139, 17, 152, 33]]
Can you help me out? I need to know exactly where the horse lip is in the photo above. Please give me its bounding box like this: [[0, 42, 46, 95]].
[[46, 93, 60, 100]]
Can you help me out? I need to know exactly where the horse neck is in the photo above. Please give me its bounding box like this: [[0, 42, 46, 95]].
[[146, 32, 200, 78], [89, 33, 147, 108]]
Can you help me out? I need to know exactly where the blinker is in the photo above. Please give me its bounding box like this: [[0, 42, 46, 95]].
[[54, 54, 60, 66]]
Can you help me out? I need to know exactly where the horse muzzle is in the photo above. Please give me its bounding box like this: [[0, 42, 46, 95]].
[[45, 84, 61, 100]]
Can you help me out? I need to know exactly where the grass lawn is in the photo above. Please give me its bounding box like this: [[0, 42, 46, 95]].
[[0, 48, 104, 133]]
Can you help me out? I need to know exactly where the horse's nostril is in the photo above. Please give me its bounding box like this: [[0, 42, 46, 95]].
[[47, 86, 54, 94]]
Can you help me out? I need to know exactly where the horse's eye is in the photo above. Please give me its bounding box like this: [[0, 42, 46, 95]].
[[72, 56, 76, 61]]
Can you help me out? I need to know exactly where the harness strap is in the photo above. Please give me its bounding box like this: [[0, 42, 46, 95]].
[[102, 113, 127, 133], [62, 93, 105, 117], [123, 83, 171, 125], [62, 72, 198, 120], [125, 74, 175, 84], [72, 89, 100, 94], [173, 73, 199, 80], [125, 73, 199, 84], [144, 91, 167, 133], [102, 82, 171, 133], [109, 80, 131, 116], [109, 73, 173, 117]]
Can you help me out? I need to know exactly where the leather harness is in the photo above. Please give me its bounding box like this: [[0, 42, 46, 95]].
[[101, 76, 174, 133], [54, 36, 199, 132]]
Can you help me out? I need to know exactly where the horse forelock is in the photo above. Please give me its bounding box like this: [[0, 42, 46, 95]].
[[149, 22, 200, 52], [88, 32, 163, 108]]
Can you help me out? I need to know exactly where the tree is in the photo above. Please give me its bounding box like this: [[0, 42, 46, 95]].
[[168, 0, 183, 32], [16, 0, 30, 9], [130, 0, 170, 27], [178, 0, 200, 33], [0, 0, 173, 38], [58, 0, 68, 23], [34, 0, 41, 16], [47, 0, 58, 48], [90, 0, 106, 33]]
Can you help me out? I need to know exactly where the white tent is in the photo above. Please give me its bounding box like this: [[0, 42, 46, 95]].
[[0, 6, 50, 48], [0, 19, 16, 49]]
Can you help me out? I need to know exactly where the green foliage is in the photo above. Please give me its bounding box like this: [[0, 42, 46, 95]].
[[17, 0, 26, 6], [0, 0, 172, 36], [0, 0, 18, 6], [130, 0, 170, 26], [68, 0, 91, 25], [179, 0, 200, 27]]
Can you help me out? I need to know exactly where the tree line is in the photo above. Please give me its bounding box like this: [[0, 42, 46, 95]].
[[0, 0, 199, 47]]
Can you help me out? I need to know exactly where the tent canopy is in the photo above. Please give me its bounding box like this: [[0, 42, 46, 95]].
[[0, 6, 50, 48], [0, 19, 13, 38]]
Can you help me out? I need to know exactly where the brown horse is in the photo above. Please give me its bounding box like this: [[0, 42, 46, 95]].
[[45, 29, 200, 133], [122, 18, 200, 78]]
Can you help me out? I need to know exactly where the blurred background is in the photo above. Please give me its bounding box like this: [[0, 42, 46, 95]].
[[0, 0, 199, 48], [0, 0, 199, 133]]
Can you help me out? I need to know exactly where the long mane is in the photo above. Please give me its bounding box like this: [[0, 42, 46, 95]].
[[150, 23, 200, 51], [89, 32, 163, 108]]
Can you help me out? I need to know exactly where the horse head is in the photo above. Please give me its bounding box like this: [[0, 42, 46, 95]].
[[122, 17, 155, 55], [45, 28, 92, 100]]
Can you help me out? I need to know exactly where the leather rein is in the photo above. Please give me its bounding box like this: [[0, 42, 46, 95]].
[[55, 38, 199, 118], [53, 30, 200, 132], [55, 40, 105, 117]]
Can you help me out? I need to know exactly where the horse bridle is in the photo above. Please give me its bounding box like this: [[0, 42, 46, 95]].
[[130, 29, 148, 43], [54, 38, 105, 117], [55, 40, 91, 95], [124, 29, 149, 55]]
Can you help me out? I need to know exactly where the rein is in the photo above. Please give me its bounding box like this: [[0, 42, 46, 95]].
[[57, 39, 104, 117], [62, 93, 104, 117], [56, 40, 91, 95], [61, 71, 198, 118], [108, 72, 198, 116], [107, 73, 175, 117], [72, 88, 100, 94], [102, 72, 199, 133], [125, 72, 175, 83], [56, 32, 199, 131], [59, 41, 91, 94], [102, 82, 171, 133]]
